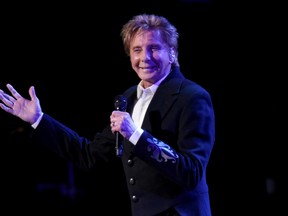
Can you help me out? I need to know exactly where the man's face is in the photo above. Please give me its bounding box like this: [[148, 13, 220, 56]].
[[129, 30, 172, 88]]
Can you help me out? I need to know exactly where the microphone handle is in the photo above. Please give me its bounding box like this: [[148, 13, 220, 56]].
[[115, 131, 123, 157], [115, 106, 123, 157], [114, 95, 127, 157]]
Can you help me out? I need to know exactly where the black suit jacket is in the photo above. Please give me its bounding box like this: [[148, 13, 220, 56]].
[[31, 67, 215, 216]]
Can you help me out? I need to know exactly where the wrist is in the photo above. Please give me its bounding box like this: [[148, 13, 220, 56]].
[[31, 112, 44, 128]]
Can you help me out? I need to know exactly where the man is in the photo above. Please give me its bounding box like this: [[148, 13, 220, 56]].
[[0, 14, 215, 216]]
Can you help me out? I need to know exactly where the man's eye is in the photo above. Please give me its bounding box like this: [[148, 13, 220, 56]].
[[151, 46, 160, 51]]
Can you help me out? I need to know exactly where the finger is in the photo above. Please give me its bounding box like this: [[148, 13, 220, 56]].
[[0, 103, 7, 111], [6, 83, 22, 99], [0, 103, 13, 114], [111, 121, 116, 127], [0, 91, 15, 106]]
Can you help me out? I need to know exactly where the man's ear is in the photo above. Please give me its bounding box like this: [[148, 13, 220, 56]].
[[169, 48, 175, 63]]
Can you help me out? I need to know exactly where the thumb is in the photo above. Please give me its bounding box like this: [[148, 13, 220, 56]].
[[29, 86, 37, 101]]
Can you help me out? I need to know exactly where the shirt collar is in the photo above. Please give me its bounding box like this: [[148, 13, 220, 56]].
[[136, 73, 169, 99]]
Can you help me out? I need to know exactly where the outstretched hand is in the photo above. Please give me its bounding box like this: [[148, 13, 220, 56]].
[[0, 84, 43, 125]]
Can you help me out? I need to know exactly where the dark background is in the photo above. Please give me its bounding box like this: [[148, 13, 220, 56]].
[[1, 0, 286, 215]]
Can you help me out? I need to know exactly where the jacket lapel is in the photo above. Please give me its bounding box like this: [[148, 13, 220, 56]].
[[142, 67, 185, 130]]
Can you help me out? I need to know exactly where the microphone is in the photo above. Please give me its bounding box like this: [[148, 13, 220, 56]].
[[114, 95, 127, 157]]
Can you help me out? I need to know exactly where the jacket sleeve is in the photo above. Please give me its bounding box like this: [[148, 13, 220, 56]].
[[30, 113, 116, 170]]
